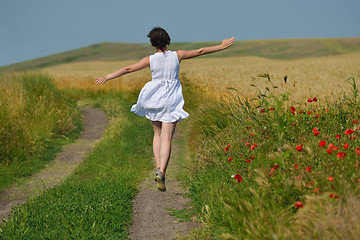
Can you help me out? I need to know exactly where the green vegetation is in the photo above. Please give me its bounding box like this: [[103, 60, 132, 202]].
[[0, 91, 154, 239], [0, 73, 81, 191], [2, 37, 360, 70], [182, 76, 360, 239]]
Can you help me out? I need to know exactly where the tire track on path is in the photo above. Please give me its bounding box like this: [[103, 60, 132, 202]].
[[0, 107, 107, 224], [129, 129, 201, 240]]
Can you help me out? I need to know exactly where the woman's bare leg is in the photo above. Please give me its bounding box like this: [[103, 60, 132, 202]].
[[152, 121, 162, 170], [159, 122, 177, 175]]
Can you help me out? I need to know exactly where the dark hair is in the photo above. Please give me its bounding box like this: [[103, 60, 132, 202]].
[[147, 27, 171, 50]]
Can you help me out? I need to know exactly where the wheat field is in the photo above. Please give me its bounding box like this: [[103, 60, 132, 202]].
[[42, 52, 360, 102]]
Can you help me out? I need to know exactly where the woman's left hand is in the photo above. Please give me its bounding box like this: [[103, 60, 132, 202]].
[[95, 76, 109, 84]]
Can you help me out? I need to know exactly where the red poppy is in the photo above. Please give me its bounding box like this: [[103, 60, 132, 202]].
[[294, 164, 299, 169], [336, 152, 346, 158], [350, 136, 357, 140], [228, 157, 232, 162], [224, 147, 229, 151], [336, 134, 341, 139], [334, 195, 339, 199], [270, 107, 275, 111], [307, 98, 313, 102], [234, 174, 242, 183], [296, 144, 303, 151], [294, 201, 304, 209], [273, 164, 280, 170], [343, 143, 349, 150], [328, 176, 334, 181], [345, 129, 355, 135], [313, 130, 320, 136], [333, 146, 340, 151], [290, 106, 296, 112], [329, 193, 335, 198], [260, 108, 265, 113], [251, 144, 258, 150], [305, 166, 311, 172], [355, 147, 360, 156], [246, 159, 252, 163], [307, 111, 312, 115], [327, 148, 333, 154], [314, 187, 320, 193], [319, 140, 326, 147], [313, 97, 318, 102]]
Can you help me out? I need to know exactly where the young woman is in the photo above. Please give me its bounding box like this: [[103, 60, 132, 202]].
[[95, 27, 234, 191]]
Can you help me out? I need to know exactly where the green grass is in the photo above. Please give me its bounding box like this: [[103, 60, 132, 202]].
[[0, 72, 81, 191], [0, 90, 155, 239], [181, 76, 360, 239], [2, 37, 360, 70]]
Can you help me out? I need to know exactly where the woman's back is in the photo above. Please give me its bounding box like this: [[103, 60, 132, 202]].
[[150, 51, 179, 81]]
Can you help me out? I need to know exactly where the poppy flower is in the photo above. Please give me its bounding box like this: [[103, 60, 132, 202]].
[[345, 129, 355, 135], [294, 164, 299, 169], [228, 157, 232, 162], [326, 148, 333, 154], [296, 144, 303, 151], [307, 98, 313, 102], [260, 108, 265, 113], [319, 140, 326, 147], [313, 97, 318, 102], [329, 193, 335, 198], [350, 136, 357, 140], [314, 187, 320, 193], [246, 159, 252, 163], [290, 106, 296, 112], [313, 130, 320, 136], [224, 147, 229, 151], [294, 201, 304, 209], [328, 176, 334, 181], [336, 152, 346, 158], [305, 166, 311, 172], [343, 143, 349, 150], [333, 146, 340, 151], [336, 134, 341, 139], [234, 174, 242, 183], [270, 107, 275, 111], [307, 111, 312, 115], [355, 147, 360, 155]]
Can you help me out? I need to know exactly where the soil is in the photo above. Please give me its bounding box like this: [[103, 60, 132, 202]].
[[0, 107, 107, 224], [129, 130, 202, 240]]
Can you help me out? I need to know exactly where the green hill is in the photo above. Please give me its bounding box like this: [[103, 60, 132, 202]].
[[2, 37, 360, 71]]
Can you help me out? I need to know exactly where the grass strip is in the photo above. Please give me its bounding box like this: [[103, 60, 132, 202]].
[[0, 91, 154, 239]]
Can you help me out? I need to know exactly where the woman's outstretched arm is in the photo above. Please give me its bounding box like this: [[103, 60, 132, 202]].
[[95, 56, 150, 84], [177, 37, 235, 61]]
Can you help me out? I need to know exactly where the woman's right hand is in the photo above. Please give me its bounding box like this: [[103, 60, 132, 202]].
[[221, 37, 235, 50], [95, 76, 109, 85]]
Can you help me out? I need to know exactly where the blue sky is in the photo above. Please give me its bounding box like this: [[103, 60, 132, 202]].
[[1, 0, 359, 66]]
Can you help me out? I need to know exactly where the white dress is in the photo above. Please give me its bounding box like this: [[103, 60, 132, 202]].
[[130, 51, 189, 122]]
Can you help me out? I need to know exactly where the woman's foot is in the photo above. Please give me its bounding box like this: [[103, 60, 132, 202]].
[[154, 171, 166, 192]]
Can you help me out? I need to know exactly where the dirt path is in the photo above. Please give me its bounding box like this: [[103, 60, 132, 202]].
[[129, 130, 201, 240], [0, 107, 107, 224]]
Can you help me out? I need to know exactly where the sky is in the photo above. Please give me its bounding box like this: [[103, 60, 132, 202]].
[[1, 0, 360, 67]]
